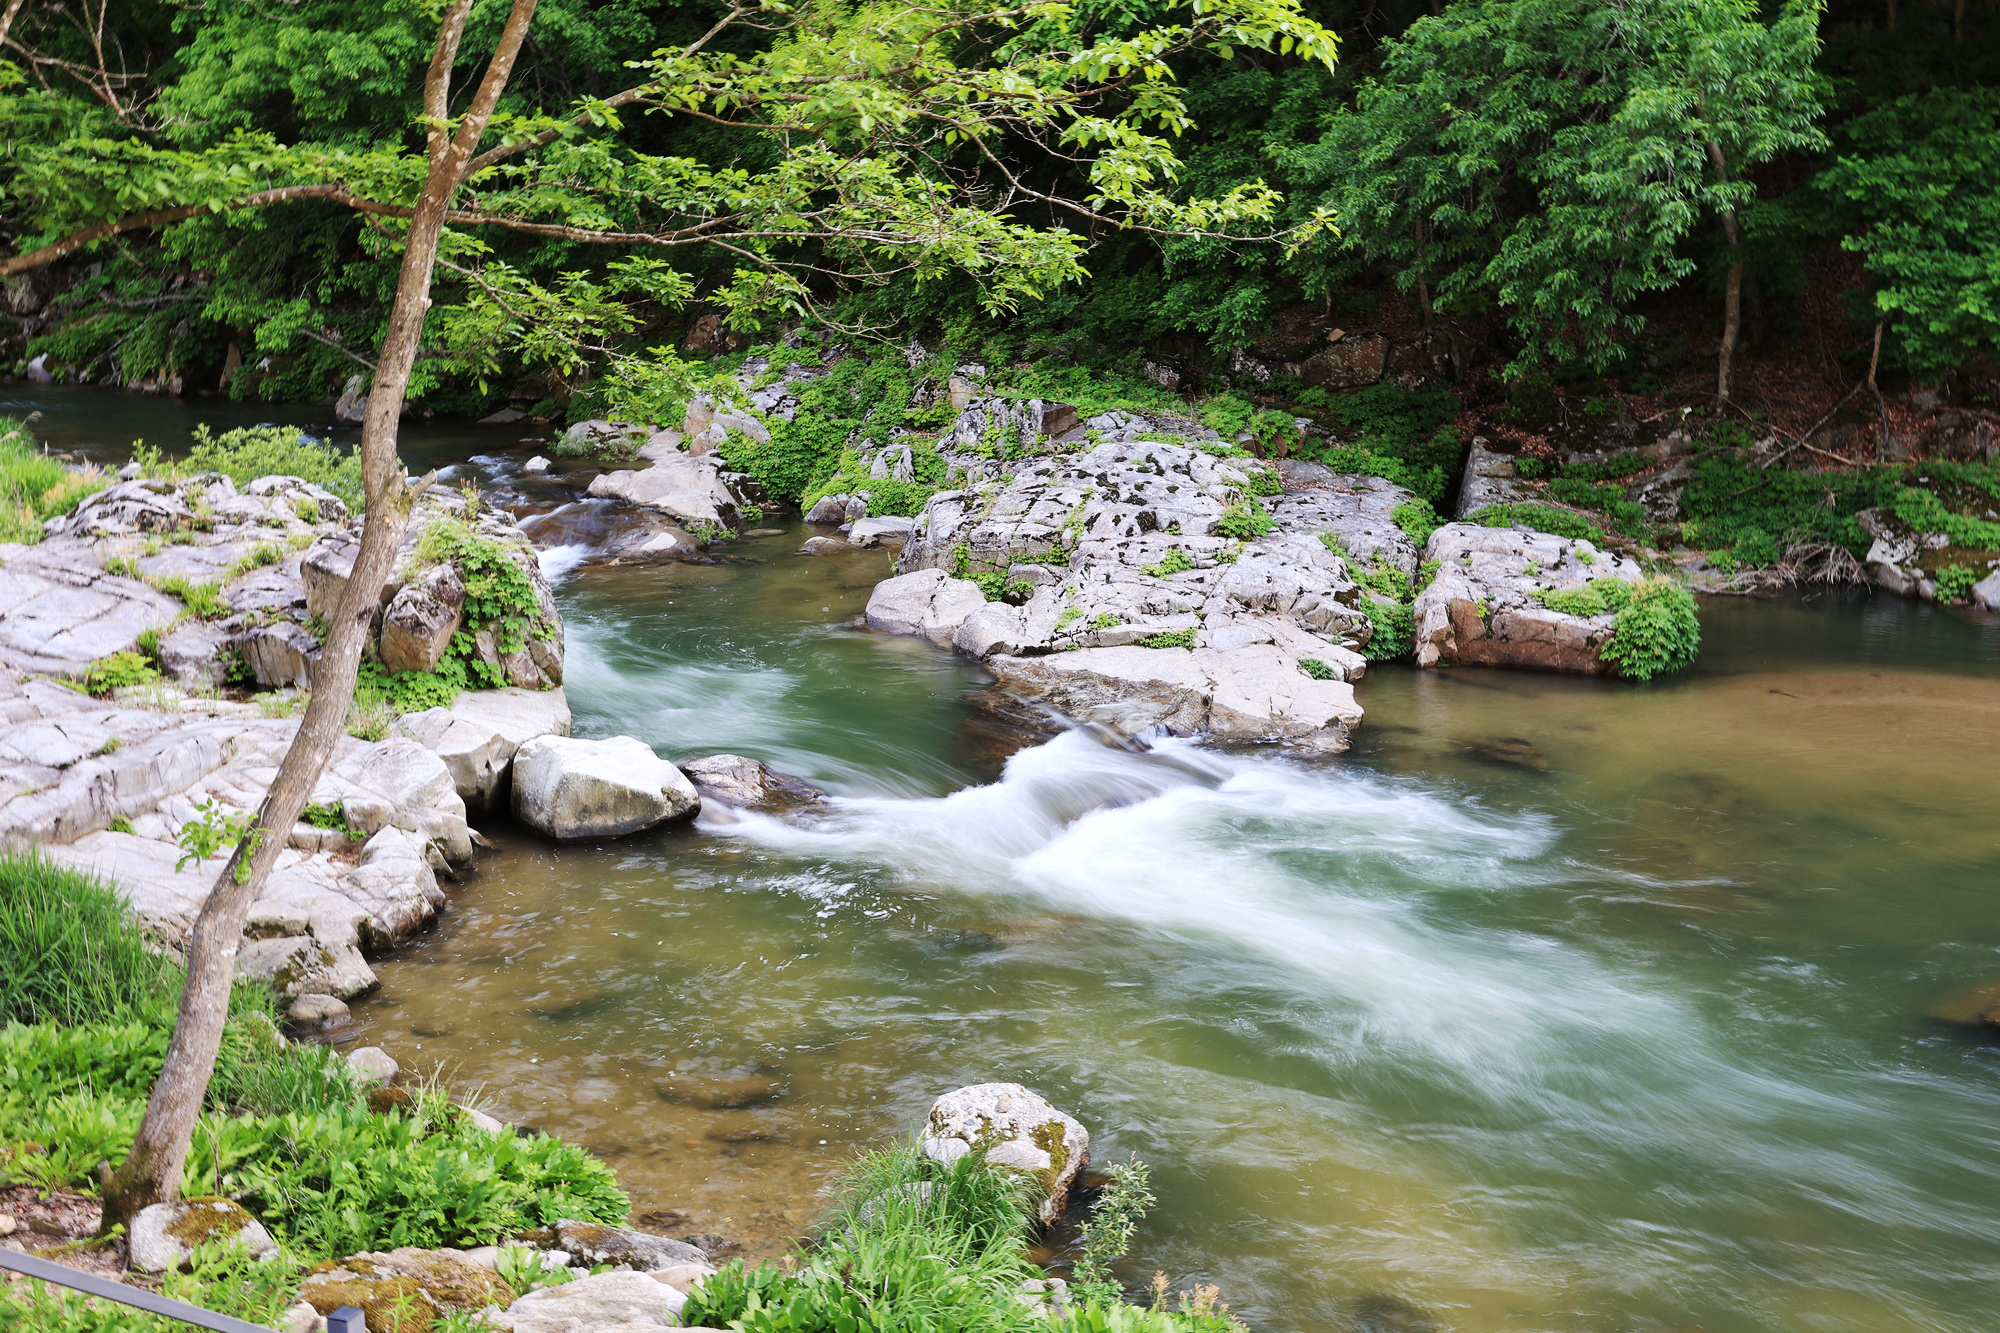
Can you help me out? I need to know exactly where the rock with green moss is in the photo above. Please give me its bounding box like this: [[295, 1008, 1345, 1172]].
[[1412, 522, 1648, 675], [302, 1247, 516, 1331], [920, 1082, 1089, 1224], [129, 1197, 277, 1273]]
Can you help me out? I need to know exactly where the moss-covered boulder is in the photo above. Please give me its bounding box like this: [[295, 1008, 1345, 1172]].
[[128, 1196, 278, 1273], [920, 1082, 1089, 1224]]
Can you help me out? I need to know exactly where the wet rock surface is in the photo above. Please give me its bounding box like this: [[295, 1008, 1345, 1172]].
[[677, 754, 824, 814]]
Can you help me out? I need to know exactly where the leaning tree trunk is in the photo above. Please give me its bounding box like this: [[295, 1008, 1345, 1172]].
[[100, 0, 539, 1230]]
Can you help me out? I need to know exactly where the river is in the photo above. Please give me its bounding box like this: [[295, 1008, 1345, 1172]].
[[12, 385, 2000, 1333]]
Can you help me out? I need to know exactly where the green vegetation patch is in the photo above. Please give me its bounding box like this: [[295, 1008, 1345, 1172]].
[[184, 425, 366, 508], [0, 415, 105, 543], [1471, 502, 1608, 545], [1601, 578, 1701, 681]]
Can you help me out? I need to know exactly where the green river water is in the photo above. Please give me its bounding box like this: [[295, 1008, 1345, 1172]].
[[11, 385, 2000, 1333]]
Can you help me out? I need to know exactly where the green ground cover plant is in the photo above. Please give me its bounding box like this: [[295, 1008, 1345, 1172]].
[[1471, 503, 1608, 545], [182, 425, 367, 508], [1601, 579, 1702, 681]]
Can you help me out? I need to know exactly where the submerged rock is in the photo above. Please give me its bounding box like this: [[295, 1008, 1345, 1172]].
[[922, 1083, 1089, 1224], [677, 754, 824, 813], [511, 735, 699, 840], [1412, 522, 1644, 674]]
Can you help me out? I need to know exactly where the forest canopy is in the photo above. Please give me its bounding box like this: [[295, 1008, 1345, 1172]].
[[0, 0, 1995, 408]]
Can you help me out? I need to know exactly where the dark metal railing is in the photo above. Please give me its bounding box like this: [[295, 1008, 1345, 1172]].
[[0, 1245, 365, 1331]]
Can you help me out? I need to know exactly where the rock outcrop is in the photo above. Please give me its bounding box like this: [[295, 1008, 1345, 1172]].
[[1857, 506, 2000, 607], [859, 432, 1416, 749], [921, 1083, 1089, 1224], [1412, 523, 1645, 673], [512, 735, 700, 841], [0, 673, 473, 999]]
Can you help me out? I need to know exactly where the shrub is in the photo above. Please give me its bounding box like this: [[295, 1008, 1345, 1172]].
[[1145, 548, 1194, 578], [0, 855, 181, 1026], [183, 425, 365, 507], [1298, 657, 1336, 680], [1071, 1160, 1155, 1305], [1933, 564, 1980, 603], [1391, 499, 1442, 547], [1601, 578, 1701, 681]]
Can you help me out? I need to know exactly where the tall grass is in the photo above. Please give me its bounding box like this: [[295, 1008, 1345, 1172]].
[[0, 415, 106, 543], [0, 853, 181, 1026]]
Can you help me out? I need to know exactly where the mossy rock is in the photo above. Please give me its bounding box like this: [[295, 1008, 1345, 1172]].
[[302, 1274, 437, 1332]]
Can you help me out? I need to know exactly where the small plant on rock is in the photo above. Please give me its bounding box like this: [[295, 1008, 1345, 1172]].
[[1601, 578, 1701, 681]]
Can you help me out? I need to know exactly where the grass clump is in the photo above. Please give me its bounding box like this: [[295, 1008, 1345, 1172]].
[[184, 424, 365, 507], [0, 854, 181, 1026], [1145, 548, 1194, 578], [78, 650, 162, 696], [1138, 627, 1196, 648], [1533, 576, 1635, 618], [1213, 499, 1273, 541], [0, 414, 107, 543], [1471, 502, 1607, 545]]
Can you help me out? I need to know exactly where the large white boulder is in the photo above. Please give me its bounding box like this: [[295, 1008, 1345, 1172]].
[[864, 569, 989, 646], [587, 453, 741, 529], [921, 1083, 1089, 1224], [511, 735, 698, 841], [985, 644, 1363, 752], [505, 1270, 687, 1332], [394, 686, 573, 810]]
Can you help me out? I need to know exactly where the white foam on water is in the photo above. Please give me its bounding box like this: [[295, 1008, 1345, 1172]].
[[536, 544, 593, 583]]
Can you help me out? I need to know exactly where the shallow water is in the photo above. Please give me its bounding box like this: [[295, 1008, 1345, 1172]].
[[16, 386, 2000, 1331], [356, 538, 2000, 1333]]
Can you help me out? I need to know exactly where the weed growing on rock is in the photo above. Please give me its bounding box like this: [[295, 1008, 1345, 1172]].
[[1391, 499, 1442, 546], [1139, 627, 1196, 648], [1533, 577, 1635, 618], [1145, 548, 1195, 578], [79, 650, 160, 695], [1214, 499, 1274, 540], [1472, 502, 1607, 545], [1934, 564, 1980, 602], [1299, 657, 1335, 680]]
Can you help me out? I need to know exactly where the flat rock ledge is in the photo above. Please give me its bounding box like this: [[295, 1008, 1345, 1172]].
[[0, 675, 474, 999], [1412, 523, 1644, 674]]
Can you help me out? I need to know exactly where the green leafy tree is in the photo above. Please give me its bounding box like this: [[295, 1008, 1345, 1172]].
[[1816, 87, 2000, 377], [1296, 0, 1824, 394]]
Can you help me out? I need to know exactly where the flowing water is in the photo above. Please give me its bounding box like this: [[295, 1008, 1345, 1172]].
[[14, 387, 2000, 1332]]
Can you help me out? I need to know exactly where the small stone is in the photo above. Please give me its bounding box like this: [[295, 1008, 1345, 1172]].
[[523, 455, 551, 474], [287, 993, 352, 1031], [347, 1046, 399, 1086], [0, 1212, 15, 1236], [798, 535, 853, 556], [281, 1301, 324, 1333], [648, 1262, 716, 1295], [463, 1107, 507, 1134], [655, 1071, 789, 1109]]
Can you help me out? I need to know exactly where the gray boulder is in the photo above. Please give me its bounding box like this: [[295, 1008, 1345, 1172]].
[[347, 1046, 398, 1085], [1412, 522, 1644, 673], [551, 1220, 708, 1271], [984, 643, 1364, 751], [511, 735, 699, 841], [129, 1198, 278, 1273], [393, 686, 572, 810], [864, 569, 988, 645], [587, 449, 743, 530], [921, 1083, 1089, 1224], [678, 754, 825, 813], [505, 1270, 687, 1332], [380, 562, 466, 673]]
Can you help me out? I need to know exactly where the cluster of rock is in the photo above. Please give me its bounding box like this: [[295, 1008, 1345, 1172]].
[[1857, 506, 2000, 610], [1412, 524, 1646, 673]]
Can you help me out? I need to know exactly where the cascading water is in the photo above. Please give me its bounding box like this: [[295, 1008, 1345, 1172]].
[[356, 526, 2000, 1333]]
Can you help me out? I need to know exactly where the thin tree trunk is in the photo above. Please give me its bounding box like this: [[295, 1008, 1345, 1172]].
[[1704, 139, 1746, 404], [0, 0, 30, 49], [1413, 217, 1433, 326], [1954, 0, 1964, 39], [100, 0, 539, 1230]]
